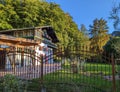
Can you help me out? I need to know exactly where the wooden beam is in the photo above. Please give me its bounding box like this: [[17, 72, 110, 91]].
[[0, 34, 39, 47]]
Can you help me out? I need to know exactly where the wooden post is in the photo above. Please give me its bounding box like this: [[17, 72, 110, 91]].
[[111, 53, 116, 92], [0, 49, 6, 69]]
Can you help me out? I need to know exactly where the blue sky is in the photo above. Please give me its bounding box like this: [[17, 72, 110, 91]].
[[46, 0, 120, 33]]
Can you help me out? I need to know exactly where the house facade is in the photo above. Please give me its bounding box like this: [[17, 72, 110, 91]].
[[0, 26, 59, 46], [0, 26, 59, 69]]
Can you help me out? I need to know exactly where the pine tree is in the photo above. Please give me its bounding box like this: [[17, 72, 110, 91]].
[[89, 18, 110, 52]]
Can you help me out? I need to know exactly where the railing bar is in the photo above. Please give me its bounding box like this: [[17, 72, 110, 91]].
[[111, 53, 116, 92]]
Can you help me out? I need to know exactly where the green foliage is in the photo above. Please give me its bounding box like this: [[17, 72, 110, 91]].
[[79, 24, 90, 45], [80, 24, 89, 37], [2, 74, 28, 92], [104, 37, 120, 58], [0, 0, 87, 47], [89, 18, 110, 52], [109, 3, 120, 30]]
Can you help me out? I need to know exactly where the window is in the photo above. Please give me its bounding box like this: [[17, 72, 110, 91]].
[[28, 30, 33, 36], [14, 31, 23, 37], [24, 31, 28, 36], [43, 29, 48, 37], [35, 29, 42, 38]]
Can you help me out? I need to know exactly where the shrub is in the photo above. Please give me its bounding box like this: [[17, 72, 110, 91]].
[[2, 74, 28, 92]]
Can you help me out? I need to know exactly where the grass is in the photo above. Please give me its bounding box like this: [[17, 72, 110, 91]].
[[63, 62, 113, 75], [84, 63, 113, 75], [26, 73, 112, 92], [41, 62, 120, 92]]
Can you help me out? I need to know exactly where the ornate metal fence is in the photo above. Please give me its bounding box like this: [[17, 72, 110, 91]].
[[0, 46, 120, 92], [0, 47, 41, 79]]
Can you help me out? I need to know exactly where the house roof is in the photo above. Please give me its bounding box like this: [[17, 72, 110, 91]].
[[41, 26, 59, 43], [0, 26, 59, 43], [0, 34, 39, 47], [0, 26, 49, 32]]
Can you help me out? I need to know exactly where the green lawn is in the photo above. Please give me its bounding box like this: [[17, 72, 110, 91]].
[[41, 63, 120, 92]]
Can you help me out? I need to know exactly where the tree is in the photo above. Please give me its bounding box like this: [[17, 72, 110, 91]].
[[109, 3, 120, 31], [14, 0, 40, 28], [0, 0, 87, 47], [79, 24, 90, 45], [89, 18, 110, 52], [80, 24, 88, 36], [111, 31, 120, 37], [104, 37, 120, 58], [0, 0, 18, 29]]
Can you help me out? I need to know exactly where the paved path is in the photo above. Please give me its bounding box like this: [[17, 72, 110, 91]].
[[103, 75, 120, 81]]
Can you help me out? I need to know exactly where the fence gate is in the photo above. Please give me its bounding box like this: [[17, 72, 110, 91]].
[[0, 46, 120, 92]]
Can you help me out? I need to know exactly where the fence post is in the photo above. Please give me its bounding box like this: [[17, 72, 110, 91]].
[[111, 53, 116, 92]]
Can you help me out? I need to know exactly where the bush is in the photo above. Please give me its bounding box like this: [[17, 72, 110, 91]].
[[54, 59, 61, 63], [104, 37, 120, 58], [2, 74, 28, 92]]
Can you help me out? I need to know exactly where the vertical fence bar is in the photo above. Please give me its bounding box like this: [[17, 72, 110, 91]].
[[41, 54, 43, 82], [21, 48, 24, 67], [111, 53, 116, 92], [13, 47, 16, 74], [40, 54, 46, 92]]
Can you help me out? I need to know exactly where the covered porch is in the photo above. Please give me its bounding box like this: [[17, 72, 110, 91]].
[[0, 34, 39, 71]]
